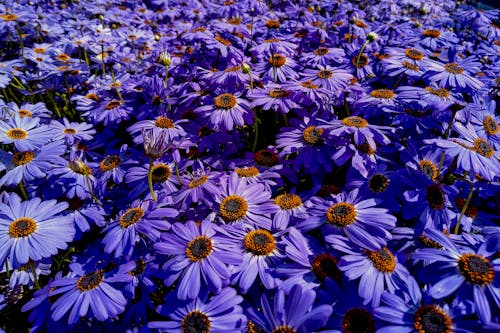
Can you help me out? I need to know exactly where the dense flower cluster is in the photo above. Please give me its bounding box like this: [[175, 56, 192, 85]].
[[0, 0, 499, 332]]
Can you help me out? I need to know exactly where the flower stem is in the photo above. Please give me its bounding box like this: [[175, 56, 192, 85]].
[[85, 174, 102, 207], [356, 41, 369, 79], [31, 261, 40, 290], [111, 69, 124, 102], [455, 181, 473, 234], [18, 182, 28, 200], [148, 157, 157, 202]]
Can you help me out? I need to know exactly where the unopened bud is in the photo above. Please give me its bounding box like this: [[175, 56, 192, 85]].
[[158, 51, 171, 67], [241, 62, 251, 74], [366, 32, 378, 43]]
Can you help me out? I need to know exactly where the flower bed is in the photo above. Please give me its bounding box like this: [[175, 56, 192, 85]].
[[0, 0, 499, 332]]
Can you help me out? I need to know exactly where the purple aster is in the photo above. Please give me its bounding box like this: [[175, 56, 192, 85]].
[[174, 166, 222, 210], [275, 227, 342, 291], [425, 58, 483, 91], [271, 192, 307, 230], [382, 46, 433, 78], [82, 98, 131, 125], [127, 115, 187, 144], [10, 102, 52, 120], [0, 193, 75, 268], [49, 262, 129, 325], [102, 197, 178, 258], [374, 290, 477, 333], [396, 83, 457, 112], [412, 28, 459, 50], [254, 52, 299, 83], [250, 37, 297, 58], [0, 140, 66, 187], [413, 228, 500, 324], [301, 45, 346, 67], [465, 99, 500, 144], [327, 234, 415, 307], [125, 159, 179, 200], [424, 122, 500, 181], [149, 287, 246, 332], [49, 118, 96, 146], [276, 116, 335, 176], [0, 115, 53, 151], [6, 258, 51, 288], [63, 197, 106, 235], [195, 91, 252, 131], [214, 172, 276, 228], [154, 219, 242, 300], [246, 284, 332, 333], [308, 188, 396, 251], [50, 157, 97, 200], [300, 65, 353, 96], [249, 83, 299, 114]]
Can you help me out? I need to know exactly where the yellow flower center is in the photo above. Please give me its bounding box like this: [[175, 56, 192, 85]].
[[422, 29, 441, 38], [370, 89, 395, 99], [317, 69, 333, 79], [444, 63, 464, 75], [274, 193, 302, 210], [1, 13, 19, 21], [105, 100, 122, 110], [220, 195, 248, 222], [215, 35, 231, 46], [314, 46, 329, 56], [182, 311, 211, 333], [265, 19, 280, 29], [186, 236, 213, 262], [68, 161, 92, 175], [342, 116, 368, 128], [483, 116, 499, 135], [99, 155, 121, 171], [118, 207, 144, 228], [77, 270, 104, 291], [302, 126, 323, 145], [272, 326, 296, 333], [458, 254, 495, 285], [425, 86, 450, 98], [366, 247, 396, 273], [269, 54, 287, 67], [269, 88, 290, 98], [214, 93, 237, 110], [235, 166, 260, 178], [419, 160, 438, 180], [6, 128, 27, 140], [244, 230, 276, 256], [63, 128, 77, 134], [326, 202, 357, 227], [405, 48, 424, 60], [9, 217, 37, 238], [12, 151, 35, 166], [154, 116, 175, 128], [473, 138, 494, 157], [151, 164, 171, 183], [414, 305, 452, 333], [189, 175, 208, 188], [18, 109, 32, 118]]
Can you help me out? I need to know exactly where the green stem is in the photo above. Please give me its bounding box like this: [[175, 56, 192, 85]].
[[164, 65, 169, 87], [5, 258, 10, 279], [148, 157, 157, 202], [17, 25, 26, 64], [455, 181, 473, 234], [31, 261, 40, 290], [175, 162, 183, 185], [111, 69, 124, 102], [83, 47, 90, 66], [47, 92, 62, 118], [356, 41, 369, 79], [18, 182, 28, 200], [85, 174, 102, 206], [437, 110, 457, 176]]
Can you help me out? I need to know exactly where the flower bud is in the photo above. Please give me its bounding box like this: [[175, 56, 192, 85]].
[[241, 62, 251, 74], [158, 51, 171, 67], [366, 32, 378, 43]]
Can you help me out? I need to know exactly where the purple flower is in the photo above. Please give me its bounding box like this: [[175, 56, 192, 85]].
[[0, 116, 53, 151], [154, 220, 242, 300], [0, 193, 74, 268], [195, 91, 252, 131]]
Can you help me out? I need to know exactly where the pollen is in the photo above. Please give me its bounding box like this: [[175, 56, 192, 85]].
[[473, 138, 494, 158], [300, 81, 319, 89], [265, 19, 280, 29], [0, 13, 19, 21], [370, 89, 395, 99], [189, 175, 208, 188], [186, 236, 213, 262], [352, 54, 369, 67], [342, 308, 376, 333], [426, 184, 446, 210], [244, 230, 276, 256], [314, 46, 329, 56], [425, 86, 450, 98], [272, 326, 296, 333], [220, 195, 248, 222], [182, 311, 211, 333], [215, 35, 231, 46], [269, 88, 290, 98], [6, 128, 28, 140], [483, 116, 499, 135], [366, 247, 396, 273], [414, 305, 452, 333], [235, 166, 260, 178], [77, 270, 104, 291], [63, 128, 77, 134], [458, 254, 495, 285], [154, 116, 175, 128], [99, 155, 121, 171], [302, 126, 324, 145], [118, 207, 144, 228], [214, 93, 237, 109], [269, 54, 287, 67], [8, 217, 37, 238], [326, 202, 357, 227], [151, 164, 171, 183], [405, 48, 424, 60], [86, 93, 100, 101], [419, 160, 438, 180], [274, 193, 302, 210], [368, 174, 390, 193], [444, 63, 464, 75], [12, 151, 35, 166], [105, 100, 122, 110], [311, 253, 341, 282], [422, 29, 441, 38], [56, 53, 71, 62], [418, 234, 444, 249], [342, 116, 368, 128], [403, 61, 420, 71], [18, 109, 32, 118], [317, 69, 333, 79]]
